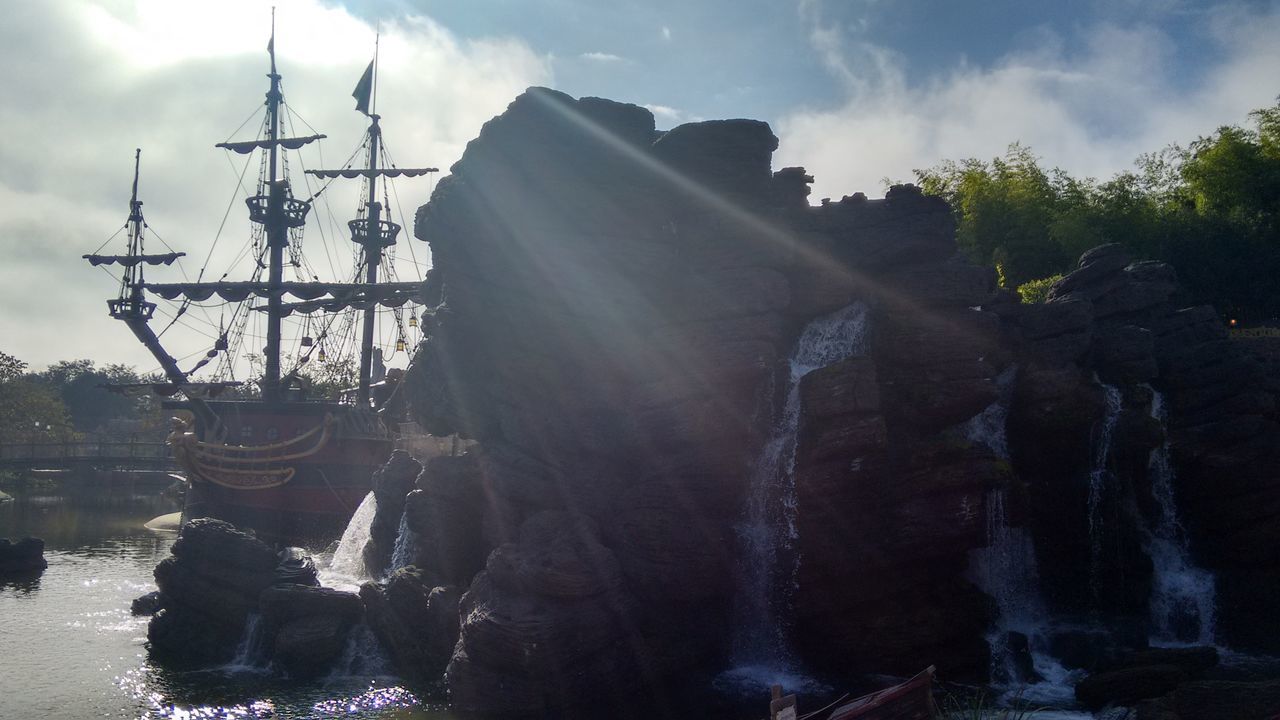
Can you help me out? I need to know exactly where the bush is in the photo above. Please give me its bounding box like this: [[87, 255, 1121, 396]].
[[1016, 275, 1062, 304]]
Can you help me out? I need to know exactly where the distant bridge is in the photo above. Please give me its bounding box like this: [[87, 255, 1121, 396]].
[[0, 440, 177, 473]]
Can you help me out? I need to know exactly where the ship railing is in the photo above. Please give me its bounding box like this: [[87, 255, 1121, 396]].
[[347, 218, 401, 247], [245, 195, 312, 228]]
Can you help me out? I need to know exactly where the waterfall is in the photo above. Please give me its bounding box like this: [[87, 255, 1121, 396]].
[[1145, 389, 1216, 645], [1087, 383, 1123, 600], [964, 368, 1079, 705], [387, 510, 417, 576], [720, 302, 870, 694], [964, 366, 1015, 458], [325, 623, 393, 681], [319, 492, 378, 591], [224, 613, 270, 673]]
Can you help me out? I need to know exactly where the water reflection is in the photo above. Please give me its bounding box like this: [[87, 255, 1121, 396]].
[[0, 488, 446, 719]]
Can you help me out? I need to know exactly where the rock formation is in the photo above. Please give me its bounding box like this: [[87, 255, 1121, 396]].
[[0, 537, 47, 578], [378, 88, 1280, 713], [145, 518, 361, 675], [132, 87, 1280, 715]]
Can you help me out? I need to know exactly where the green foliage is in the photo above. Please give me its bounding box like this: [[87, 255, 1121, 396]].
[[31, 359, 163, 436], [297, 355, 358, 401], [0, 352, 74, 442], [916, 98, 1280, 322], [0, 352, 172, 442], [1016, 275, 1062, 304]]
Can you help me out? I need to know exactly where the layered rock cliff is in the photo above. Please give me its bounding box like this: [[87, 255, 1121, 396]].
[[366, 87, 1280, 713]]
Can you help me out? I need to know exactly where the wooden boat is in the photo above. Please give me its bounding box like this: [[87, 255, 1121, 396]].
[[86, 19, 436, 544], [825, 667, 936, 720], [771, 667, 936, 720]]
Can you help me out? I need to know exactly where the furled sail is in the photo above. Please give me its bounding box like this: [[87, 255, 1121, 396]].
[[252, 288, 421, 316], [84, 252, 185, 267], [215, 134, 326, 154], [142, 280, 423, 303], [305, 167, 438, 179]]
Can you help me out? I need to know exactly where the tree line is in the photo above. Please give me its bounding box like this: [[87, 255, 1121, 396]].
[[915, 99, 1280, 322], [0, 350, 358, 444]]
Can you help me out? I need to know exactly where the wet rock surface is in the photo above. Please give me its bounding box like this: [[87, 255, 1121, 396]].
[[0, 537, 47, 577], [144, 518, 355, 672], [260, 585, 362, 678]]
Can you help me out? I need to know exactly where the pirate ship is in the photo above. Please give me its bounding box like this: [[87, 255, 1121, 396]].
[[85, 25, 436, 543]]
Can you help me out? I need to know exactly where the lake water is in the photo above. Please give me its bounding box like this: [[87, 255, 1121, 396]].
[[0, 489, 451, 719]]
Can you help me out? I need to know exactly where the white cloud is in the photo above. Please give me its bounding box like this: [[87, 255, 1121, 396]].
[[0, 0, 552, 371], [580, 51, 626, 63], [777, 3, 1280, 200], [661, 26, 672, 41], [644, 104, 683, 124]]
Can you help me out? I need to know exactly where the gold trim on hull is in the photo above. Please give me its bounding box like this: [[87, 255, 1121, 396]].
[[167, 414, 333, 490]]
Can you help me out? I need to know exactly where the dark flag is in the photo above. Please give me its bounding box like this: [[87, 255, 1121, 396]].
[[267, 36, 274, 55], [353, 60, 374, 115]]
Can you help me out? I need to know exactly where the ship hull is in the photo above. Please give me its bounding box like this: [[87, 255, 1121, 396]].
[[175, 400, 392, 546]]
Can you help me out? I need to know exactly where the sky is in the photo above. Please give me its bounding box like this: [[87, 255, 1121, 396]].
[[0, 0, 1277, 374]]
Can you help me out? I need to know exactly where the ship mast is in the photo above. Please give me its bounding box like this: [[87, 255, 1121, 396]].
[[262, 16, 286, 403], [356, 40, 383, 406], [210, 16, 323, 402], [84, 151, 226, 433], [306, 42, 437, 407]]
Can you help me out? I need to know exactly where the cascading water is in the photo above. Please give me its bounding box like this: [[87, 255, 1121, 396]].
[[719, 302, 870, 695], [387, 511, 417, 576], [1087, 383, 1123, 601], [1145, 388, 1216, 645], [326, 623, 394, 681], [224, 612, 270, 673], [320, 492, 378, 591], [964, 368, 1079, 706]]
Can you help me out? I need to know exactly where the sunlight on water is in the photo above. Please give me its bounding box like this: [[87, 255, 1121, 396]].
[[1, 492, 443, 719], [319, 491, 377, 591]]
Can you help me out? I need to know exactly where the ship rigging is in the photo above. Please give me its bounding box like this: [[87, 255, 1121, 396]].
[[83, 19, 437, 542]]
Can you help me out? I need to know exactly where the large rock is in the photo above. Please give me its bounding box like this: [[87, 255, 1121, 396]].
[[403, 453, 489, 588], [361, 570, 460, 684], [259, 585, 363, 679], [153, 519, 278, 628], [363, 451, 423, 576], [446, 513, 645, 714], [1075, 665, 1189, 710], [391, 85, 1280, 710], [146, 519, 322, 671], [0, 537, 47, 577]]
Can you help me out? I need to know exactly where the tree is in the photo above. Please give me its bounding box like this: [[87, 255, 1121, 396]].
[[34, 359, 142, 435], [915, 99, 1280, 322], [0, 351, 74, 443]]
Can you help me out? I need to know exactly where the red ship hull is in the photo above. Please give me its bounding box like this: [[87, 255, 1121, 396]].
[[174, 400, 393, 546]]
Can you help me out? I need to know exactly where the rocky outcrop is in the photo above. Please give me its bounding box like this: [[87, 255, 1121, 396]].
[[259, 585, 362, 678], [362, 451, 423, 576], [393, 88, 1016, 708], [989, 244, 1280, 650], [148, 519, 281, 667], [377, 88, 1280, 712], [0, 537, 47, 577], [145, 518, 352, 671], [361, 568, 460, 684]]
